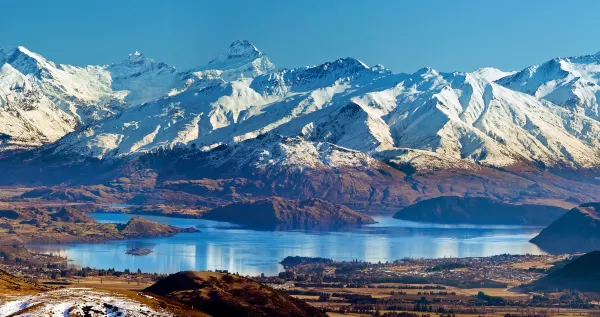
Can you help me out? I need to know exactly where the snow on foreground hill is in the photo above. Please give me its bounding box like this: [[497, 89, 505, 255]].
[[4, 41, 600, 170], [0, 288, 171, 316]]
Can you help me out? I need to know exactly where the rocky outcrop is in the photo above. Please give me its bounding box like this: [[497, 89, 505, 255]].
[[200, 197, 375, 229], [393, 196, 567, 225], [530, 203, 600, 253], [144, 271, 327, 317]]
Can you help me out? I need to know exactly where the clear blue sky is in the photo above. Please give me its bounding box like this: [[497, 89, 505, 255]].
[[2, 0, 599, 73]]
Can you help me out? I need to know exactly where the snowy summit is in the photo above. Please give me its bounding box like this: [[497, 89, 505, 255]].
[[2, 42, 600, 172]]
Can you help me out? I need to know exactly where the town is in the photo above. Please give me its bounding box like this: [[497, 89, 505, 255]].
[[2, 245, 599, 317]]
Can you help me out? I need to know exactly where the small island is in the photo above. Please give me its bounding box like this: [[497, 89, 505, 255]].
[[125, 248, 153, 256], [280, 256, 333, 268]]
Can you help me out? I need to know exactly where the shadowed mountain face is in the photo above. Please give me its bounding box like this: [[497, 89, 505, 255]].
[[200, 197, 376, 229], [393, 196, 567, 225], [530, 202, 600, 253], [524, 251, 600, 292], [4, 145, 600, 214], [144, 271, 327, 317]]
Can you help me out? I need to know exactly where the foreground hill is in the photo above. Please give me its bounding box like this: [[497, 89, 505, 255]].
[[524, 251, 600, 292], [144, 271, 327, 317], [530, 202, 600, 253], [393, 196, 567, 225], [0, 287, 173, 316], [200, 197, 376, 229]]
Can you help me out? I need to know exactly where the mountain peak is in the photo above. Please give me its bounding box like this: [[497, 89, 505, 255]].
[[0, 46, 45, 63], [208, 40, 263, 66], [127, 51, 146, 63], [0, 46, 50, 77], [225, 40, 262, 59], [129, 51, 143, 57], [473, 67, 514, 82], [415, 66, 438, 77], [16, 46, 35, 56]]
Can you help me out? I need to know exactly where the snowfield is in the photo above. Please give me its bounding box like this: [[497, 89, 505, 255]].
[[3, 41, 600, 170], [0, 288, 171, 316]]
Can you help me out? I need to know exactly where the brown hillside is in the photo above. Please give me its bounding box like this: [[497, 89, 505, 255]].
[[144, 271, 327, 317], [201, 197, 375, 228]]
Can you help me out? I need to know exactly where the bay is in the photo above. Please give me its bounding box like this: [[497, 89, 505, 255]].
[[27, 213, 545, 276]]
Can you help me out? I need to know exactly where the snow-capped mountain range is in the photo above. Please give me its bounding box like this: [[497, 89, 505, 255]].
[[3, 41, 600, 170]]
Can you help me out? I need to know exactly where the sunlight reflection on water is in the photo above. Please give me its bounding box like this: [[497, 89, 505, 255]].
[[27, 213, 544, 276]]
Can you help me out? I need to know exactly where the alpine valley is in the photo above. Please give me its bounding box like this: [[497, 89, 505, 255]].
[[2, 40, 600, 215]]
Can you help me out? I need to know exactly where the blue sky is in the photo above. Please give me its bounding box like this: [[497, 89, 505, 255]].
[[2, 0, 599, 73]]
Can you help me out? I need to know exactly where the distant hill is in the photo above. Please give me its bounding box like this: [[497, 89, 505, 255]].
[[393, 196, 566, 225], [524, 251, 600, 292], [200, 197, 376, 229], [144, 271, 327, 317], [530, 202, 600, 253], [0, 207, 197, 244]]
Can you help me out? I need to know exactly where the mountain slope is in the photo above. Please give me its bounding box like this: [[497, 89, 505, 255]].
[[0, 46, 181, 150], [3, 43, 600, 214], [47, 44, 600, 170], [497, 52, 600, 120]]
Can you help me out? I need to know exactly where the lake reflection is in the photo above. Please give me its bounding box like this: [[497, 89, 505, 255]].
[[27, 213, 545, 276]]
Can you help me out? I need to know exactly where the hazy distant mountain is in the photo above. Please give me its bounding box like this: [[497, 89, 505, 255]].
[[393, 196, 567, 225], [524, 251, 600, 292], [530, 202, 600, 253]]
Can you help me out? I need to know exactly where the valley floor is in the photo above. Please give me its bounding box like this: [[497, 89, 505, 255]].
[[0, 251, 598, 317]]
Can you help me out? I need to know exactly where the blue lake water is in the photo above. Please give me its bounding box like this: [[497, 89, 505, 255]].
[[28, 213, 545, 276]]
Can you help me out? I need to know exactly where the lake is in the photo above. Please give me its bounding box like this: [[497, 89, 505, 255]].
[[28, 213, 545, 276]]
